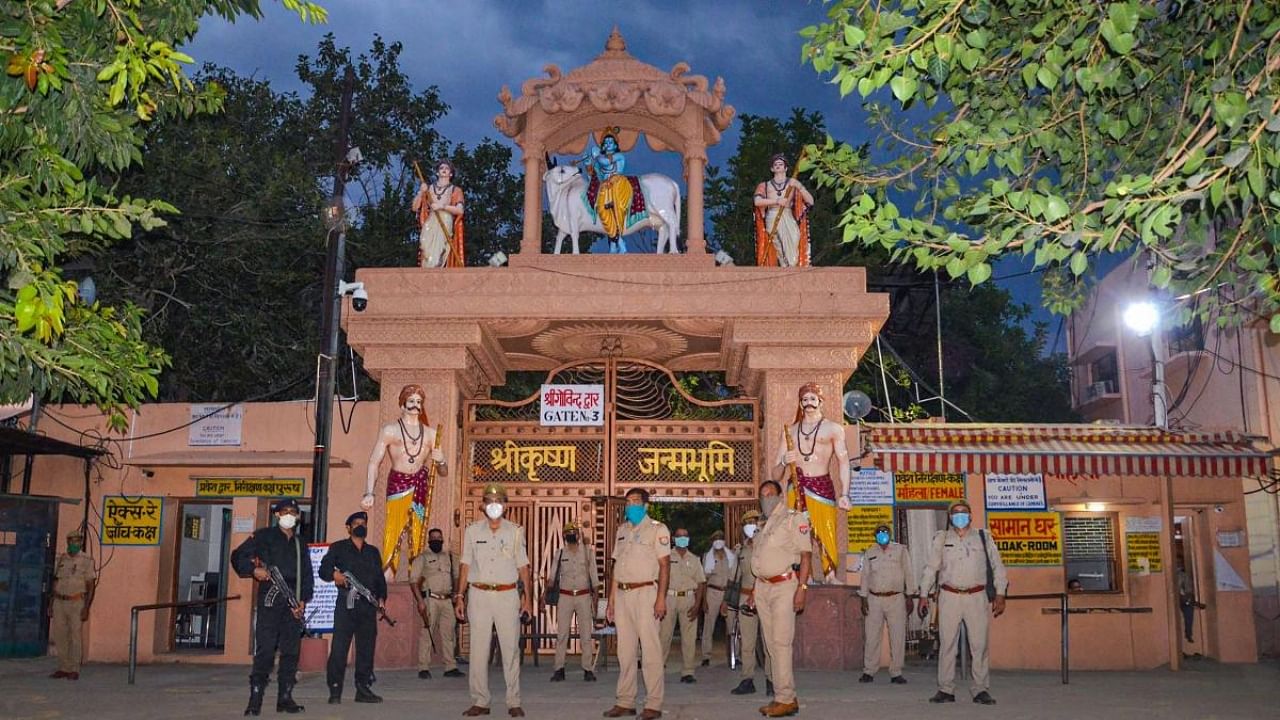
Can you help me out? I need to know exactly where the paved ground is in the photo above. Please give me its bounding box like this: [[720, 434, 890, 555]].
[[2, 656, 1276, 720]]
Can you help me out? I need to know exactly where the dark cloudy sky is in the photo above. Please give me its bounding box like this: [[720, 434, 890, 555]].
[[186, 0, 1057, 345]]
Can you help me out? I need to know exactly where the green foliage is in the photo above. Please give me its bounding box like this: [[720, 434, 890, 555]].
[[0, 0, 323, 426], [802, 1, 1280, 328], [98, 36, 523, 400]]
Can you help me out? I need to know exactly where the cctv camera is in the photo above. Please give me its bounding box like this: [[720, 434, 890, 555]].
[[338, 281, 368, 312]]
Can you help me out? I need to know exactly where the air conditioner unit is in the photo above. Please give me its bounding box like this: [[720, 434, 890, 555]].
[[1085, 380, 1116, 401]]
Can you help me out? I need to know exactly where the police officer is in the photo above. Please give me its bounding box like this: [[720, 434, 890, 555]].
[[548, 520, 600, 682], [750, 480, 811, 718], [700, 530, 735, 667], [455, 484, 533, 718], [660, 527, 705, 684], [320, 511, 387, 704], [231, 498, 314, 716], [603, 487, 670, 720], [48, 529, 95, 680], [858, 522, 917, 684], [726, 510, 772, 696], [409, 527, 464, 679], [918, 500, 1008, 705]]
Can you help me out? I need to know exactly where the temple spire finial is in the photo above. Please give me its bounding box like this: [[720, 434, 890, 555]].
[[605, 26, 627, 54]]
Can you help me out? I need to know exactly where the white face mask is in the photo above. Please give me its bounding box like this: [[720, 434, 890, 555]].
[[277, 513, 298, 530], [485, 502, 504, 520], [712, 539, 726, 550], [743, 523, 758, 539]]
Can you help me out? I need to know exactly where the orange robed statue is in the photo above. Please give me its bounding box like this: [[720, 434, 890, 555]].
[[412, 159, 465, 268], [753, 153, 814, 267]]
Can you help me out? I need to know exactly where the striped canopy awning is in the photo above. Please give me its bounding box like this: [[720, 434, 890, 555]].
[[864, 424, 1272, 478]]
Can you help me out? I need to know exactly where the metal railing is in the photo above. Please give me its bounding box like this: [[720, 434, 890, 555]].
[[1006, 592, 1069, 684], [128, 595, 241, 684]]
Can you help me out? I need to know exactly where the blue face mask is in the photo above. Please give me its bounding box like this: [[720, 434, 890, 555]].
[[951, 512, 971, 529], [674, 536, 690, 549], [625, 504, 647, 525], [875, 531, 891, 545]]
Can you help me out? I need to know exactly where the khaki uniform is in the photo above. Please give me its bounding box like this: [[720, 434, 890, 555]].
[[408, 549, 459, 672], [700, 547, 735, 662], [858, 542, 917, 677], [551, 543, 600, 672], [461, 519, 529, 709], [920, 528, 1009, 695], [51, 552, 94, 673], [659, 548, 706, 675], [611, 517, 671, 712], [734, 541, 771, 682], [750, 508, 810, 706]]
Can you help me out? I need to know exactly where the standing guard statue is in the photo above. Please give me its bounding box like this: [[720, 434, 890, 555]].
[[754, 153, 814, 267], [412, 160, 465, 268]]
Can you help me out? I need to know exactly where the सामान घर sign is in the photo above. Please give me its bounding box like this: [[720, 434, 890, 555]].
[[195, 477, 304, 498], [893, 471, 967, 505], [540, 384, 604, 426], [987, 511, 1063, 566], [984, 473, 1047, 511], [101, 496, 163, 546]]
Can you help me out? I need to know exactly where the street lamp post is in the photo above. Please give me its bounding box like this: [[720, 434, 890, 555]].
[[1122, 300, 1169, 429]]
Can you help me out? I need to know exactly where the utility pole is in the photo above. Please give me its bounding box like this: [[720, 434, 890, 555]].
[[309, 67, 356, 543]]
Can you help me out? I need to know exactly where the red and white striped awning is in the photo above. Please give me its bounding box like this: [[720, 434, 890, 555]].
[[864, 424, 1272, 478]]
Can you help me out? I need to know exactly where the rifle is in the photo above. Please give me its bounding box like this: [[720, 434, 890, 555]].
[[415, 577, 431, 628], [341, 567, 397, 627]]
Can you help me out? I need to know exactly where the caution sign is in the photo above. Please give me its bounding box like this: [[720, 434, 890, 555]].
[[893, 471, 966, 505], [987, 512, 1063, 566], [102, 496, 163, 545], [846, 505, 894, 553], [1126, 532, 1164, 573]]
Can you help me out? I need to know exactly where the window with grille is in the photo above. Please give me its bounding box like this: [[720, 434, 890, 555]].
[[1063, 514, 1121, 592]]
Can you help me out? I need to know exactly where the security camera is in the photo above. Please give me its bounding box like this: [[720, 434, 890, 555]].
[[338, 281, 368, 312]]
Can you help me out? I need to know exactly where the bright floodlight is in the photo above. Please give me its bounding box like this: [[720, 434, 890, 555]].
[[1123, 301, 1159, 336]]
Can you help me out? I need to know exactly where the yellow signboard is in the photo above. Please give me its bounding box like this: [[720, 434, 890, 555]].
[[102, 496, 163, 546], [847, 505, 894, 553], [987, 512, 1064, 566], [1126, 532, 1164, 573], [893, 471, 966, 505], [195, 477, 304, 498]]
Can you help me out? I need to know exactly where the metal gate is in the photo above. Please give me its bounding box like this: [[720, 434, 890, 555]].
[[462, 358, 759, 651]]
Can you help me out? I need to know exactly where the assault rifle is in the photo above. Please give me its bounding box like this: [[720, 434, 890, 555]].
[[341, 568, 397, 627]]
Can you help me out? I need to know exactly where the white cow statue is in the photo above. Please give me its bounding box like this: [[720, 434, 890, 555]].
[[543, 162, 682, 255]]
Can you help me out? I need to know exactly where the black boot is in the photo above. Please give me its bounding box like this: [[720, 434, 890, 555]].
[[276, 683, 305, 713], [731, 679, 756, 695], [354, 684, 383, 704], [328, 684, 342, 705], [244, 684, 265, 716], [550, 668, 566, 682]]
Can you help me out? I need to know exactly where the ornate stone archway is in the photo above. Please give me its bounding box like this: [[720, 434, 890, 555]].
[[494, 27, 736, 257]]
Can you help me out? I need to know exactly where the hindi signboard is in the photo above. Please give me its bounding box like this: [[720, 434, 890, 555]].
[[987, 511, 1064, 566], [101, 496, 163, 546], [1126, 532, 1164, 573], [307, 544, 336, 634], [188, 403, 244, 446], [540, 384, 604, 426], [848, 467, 894, 506], [984, 473, 1047, 511], [893, 471, 967, 505], [846, 505, 894, 553], [195, 477, 305, 498]]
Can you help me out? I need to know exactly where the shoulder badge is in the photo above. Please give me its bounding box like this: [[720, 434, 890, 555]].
[[798, 524, 810, 535], [659, 536, 669, 546]]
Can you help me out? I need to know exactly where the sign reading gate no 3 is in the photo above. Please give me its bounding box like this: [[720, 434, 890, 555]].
[[540, 384, 604, 426], [102, 496, 163, 545], [893, 471, 966, 505], [987, 511, 1063, 566]]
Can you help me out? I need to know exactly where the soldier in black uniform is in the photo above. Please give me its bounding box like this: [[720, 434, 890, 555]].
[[320, 511, 387, 704], [230, 498, 314, 716]]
